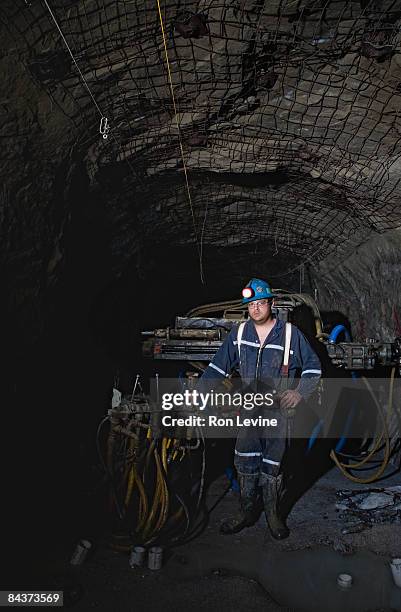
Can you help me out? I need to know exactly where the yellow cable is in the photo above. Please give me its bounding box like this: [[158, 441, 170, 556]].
[[145, 440, 156, 471], [330, 444, 389, 484], [152, 450, 169, 534], [160, 439, 170, 526], [150, 442, 168, 534], [142, 444, 170, 539], [330, 376, 390, 483], [142, 451, 163, 539], [125, 466, 135, 507], [156, 0, 204, 283], [124, 437, 136, 507], [161, 437, 168, 472], [140, 442, 158, 536], [134, 466, 149, 532]]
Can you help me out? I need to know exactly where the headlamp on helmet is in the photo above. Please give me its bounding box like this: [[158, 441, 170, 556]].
[[241, 278, 274, 304], [242, 287, 254, 300]]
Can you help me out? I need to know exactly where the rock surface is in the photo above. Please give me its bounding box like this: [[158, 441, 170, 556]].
[[1, 1, 401, 344]]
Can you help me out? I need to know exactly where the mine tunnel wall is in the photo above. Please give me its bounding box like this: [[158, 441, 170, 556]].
[[313, 228, 401, 342]]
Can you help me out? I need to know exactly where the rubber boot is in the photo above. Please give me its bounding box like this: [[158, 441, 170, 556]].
[[261, 473, 290, 540], [220, 473, 262, 535]]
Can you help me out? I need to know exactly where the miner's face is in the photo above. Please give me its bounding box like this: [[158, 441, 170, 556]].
[[247, 298, 273, 324]]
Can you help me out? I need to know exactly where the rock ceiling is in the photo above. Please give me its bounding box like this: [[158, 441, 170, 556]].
[[2, 0, 401, 286]]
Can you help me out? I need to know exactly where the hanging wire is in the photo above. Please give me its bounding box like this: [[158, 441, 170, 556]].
[[40, 0, 148, 188], [42, 0, 103, 117], [3, 0, 401, 278], [155, 0, 205, 284]]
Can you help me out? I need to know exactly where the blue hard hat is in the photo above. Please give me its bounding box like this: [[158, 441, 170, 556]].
[[241, 278, 275, 304]]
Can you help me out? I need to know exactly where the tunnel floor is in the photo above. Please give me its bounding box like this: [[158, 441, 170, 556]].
[[39, 466, 401, 611]]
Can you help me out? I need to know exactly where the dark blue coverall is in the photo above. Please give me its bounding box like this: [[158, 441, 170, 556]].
[[201, 318, 321, 477]]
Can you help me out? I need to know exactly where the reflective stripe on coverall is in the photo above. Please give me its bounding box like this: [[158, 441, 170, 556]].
[[200, 318, 322, 476]]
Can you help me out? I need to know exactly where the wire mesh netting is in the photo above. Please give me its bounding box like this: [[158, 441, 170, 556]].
[[2, 0, 401, 278]]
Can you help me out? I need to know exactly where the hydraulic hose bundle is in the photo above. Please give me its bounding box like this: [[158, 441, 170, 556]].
[[329, 368, 397, 483], [97, 400, 206, 550], [322, 325, 398, 483]]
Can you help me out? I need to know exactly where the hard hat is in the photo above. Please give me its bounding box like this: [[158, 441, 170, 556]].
[[242, 278, 274, 304]]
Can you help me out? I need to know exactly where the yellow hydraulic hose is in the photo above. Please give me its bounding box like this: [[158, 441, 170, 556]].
[[144, 439, 156, 472], [186, 299, 243, 317], [335, 375, 388, 470], [135, 439, 157, 534], [142, 447, 167, 539], [296, 293, 324, 337], [152, 452, 169, 535], [124, 437, 136, 507], [330, 375, 391, 483], [330, 442, 390, 484], [161, 437, 168, 472], [125, 458, 150, 531], [147, 441, 169, 536], [134, 466, 149, 531], [141, 467, 162, 538], [125, 465, 135, 507]]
